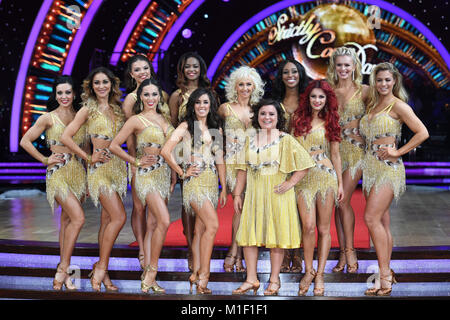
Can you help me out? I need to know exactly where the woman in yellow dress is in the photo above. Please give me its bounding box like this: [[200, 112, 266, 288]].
[[20, 76, 86, 291], [110, 78, 175, 294], [326, 47, 369, 273], [232, 99, 314, 296], [168, 52, 211, 270], [218, 65, 264, 273], [122, 55, 171, 269], [272, 58, 309, 272], [292, 80, 344, 296], [162, 88, 227, 294], [61, 67, 128, 292], [361, 63, 428, 296]]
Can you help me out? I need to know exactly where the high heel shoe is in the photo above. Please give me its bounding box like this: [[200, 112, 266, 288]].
[[345, 248, 359, 273], [313, 272, 325, 296], [298, 269, 316, 296], [376, 269, 398, 296], [53, 263, 77, 291], [196, 273, 212, 295], [280, 250, 291, 272], [88, 263, 105, 292], [92, 262, 118, 292], [141, 265, 165, 294], [223, 254, 236, 272], [232, 280, 260, 295], [188, 272, 199, 294], [235, 257, 246, 272], [332, 250, 346, 273], [290, 250, 303, 273], [264, 277, 281, 296], [138, 253, 145, 270]]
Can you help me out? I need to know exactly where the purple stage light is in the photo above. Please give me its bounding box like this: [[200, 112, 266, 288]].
[[182, 28, 192, 39], [0, 163, 45, 167]]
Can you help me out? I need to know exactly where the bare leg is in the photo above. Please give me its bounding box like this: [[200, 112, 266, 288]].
[[130, 176, 147, 267], [265, 248, 284, 294]]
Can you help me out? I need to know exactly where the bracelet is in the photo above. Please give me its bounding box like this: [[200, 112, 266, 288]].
[[179, 168, 187, 180], [42, 157, 49, 165], [232, 194, 241, 197], [86, 155, 92, 165], [134, 158, 140, 167]]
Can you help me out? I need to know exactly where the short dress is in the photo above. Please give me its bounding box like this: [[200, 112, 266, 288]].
[[359, 102, 406, 201], [338, 87, 366, 179], [223, 103, 252, 192], [182, 132, 220, 216], [235, 132, 315, 249], [294, 124, 339, 212], [45, 112, 87, 212], [86, 101, 127, 207], [134, 115, 174, 205]]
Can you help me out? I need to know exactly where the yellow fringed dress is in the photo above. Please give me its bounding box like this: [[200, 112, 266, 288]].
[[338, 87, 366, 179], [134, 115, 174, 205], [294, 124, 338, 212], [223, 103, 252, 192], [235, 132, 315, 249], [86, 103, 127, 207], [360, 102, 406, 201], [45, 112, 87, 212], [175, 89, 191, 123]]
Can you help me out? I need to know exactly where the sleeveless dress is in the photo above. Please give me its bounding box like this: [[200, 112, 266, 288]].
[[235, 133, 315, 249], [223, 103, 252, 192], [134, 115, 174, 205], [45, 111, 87, 212], [86, 103, 127, 206], [338, 87, 366, 179], [294, 124, 338, 211], [359, 102, 406, 201]]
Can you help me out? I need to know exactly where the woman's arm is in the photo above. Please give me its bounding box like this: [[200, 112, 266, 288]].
[[330, 140, 344, 202], [168, 90, 180, 127], [274, 169, 309, 194], [122, 94, 137, 158], [232, 169, 247, 214]]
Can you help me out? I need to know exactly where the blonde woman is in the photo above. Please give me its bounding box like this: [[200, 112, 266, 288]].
[[361, 62, 428, 296], [327, 47, 369, 273], [218, 65, 264, 273]]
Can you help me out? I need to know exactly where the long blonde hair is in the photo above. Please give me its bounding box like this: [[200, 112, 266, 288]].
[[366, 62, 409, 110], [326, 46, 363, 88]]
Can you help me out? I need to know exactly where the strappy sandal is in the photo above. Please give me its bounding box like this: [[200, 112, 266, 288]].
[[332, 250, 346, 273], [264, 277, 281, 296], [298, 269, 316, 296], [223, 254, 236, 272]]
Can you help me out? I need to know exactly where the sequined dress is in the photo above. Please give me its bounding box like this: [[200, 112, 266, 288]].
[[235, 133, 315, 248], [45, 112, 87, 212], [175, 89, 191, 123], [134, 115, 174, 205], [359, 102, 405, 201], [294, 124, 338, 211]]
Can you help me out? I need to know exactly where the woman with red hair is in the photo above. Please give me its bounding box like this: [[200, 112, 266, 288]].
[[292, 80, 344, 296]]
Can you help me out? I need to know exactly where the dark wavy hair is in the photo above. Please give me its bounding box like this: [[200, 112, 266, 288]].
[[133, 78, 164, 115], [272, 58, 309, 101], [46, 75, 81, 112], [251, 99, 286, 131], [124, 54, 156, 93], [175, 52, 210, 92], [292, 80, 341, 142], [182, 88, 223, 151]]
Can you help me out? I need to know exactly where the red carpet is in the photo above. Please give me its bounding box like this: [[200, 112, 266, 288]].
[[130, 188, 370, 249]]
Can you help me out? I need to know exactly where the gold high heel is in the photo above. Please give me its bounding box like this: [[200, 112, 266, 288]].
[[223, 254, 236, 272], [138, 253, 145, 270], [92, 262, 118, 292], [298, 269, 316, 296], [345, 248, 359, 273], [313, 272, 325, 296], [290, 250, 303, 273], [280, 250, 291, 272], [332, 250, 346, 273], [235, 257, 246, 272], [141, 265, 165, 294], [376, 269, 397, 296], [232, 280, 260, 295], [188, 272, 199, 294], [264, 277, 281, 296], [196, 273, 212, 295], [53, 263, 77, 291], [88, 263, 104, 292]]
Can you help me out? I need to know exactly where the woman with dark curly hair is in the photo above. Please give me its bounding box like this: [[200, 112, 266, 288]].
[[161, 88, 227, 294], [61, 67, 127, 292], [20, 75, 86, 291], [292, 80, 344, 296]]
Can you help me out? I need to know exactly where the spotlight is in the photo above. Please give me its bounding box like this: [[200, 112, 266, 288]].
[[182, 28, 192, 39]]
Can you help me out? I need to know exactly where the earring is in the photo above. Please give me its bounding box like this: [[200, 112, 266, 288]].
[[352, 71, 355, 81]]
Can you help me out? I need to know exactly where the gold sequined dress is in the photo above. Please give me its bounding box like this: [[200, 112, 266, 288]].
[[86, 102, 127, 206], [134, 115, 174, 205], [175, 89, 191, 122], [359, 102, 406, 201], [294, 124, 338, 211], [338, 87, 366, 179], [235, 133, 315, 248], [45, 112, 87, 212]]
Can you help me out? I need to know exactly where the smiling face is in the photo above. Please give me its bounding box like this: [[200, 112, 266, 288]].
[[258, 104, 278, 130], [194, 93, 210, 119], [92, 72, 111, 99], [309, 87, 327, 113], [335, 55, 355, 81], [282, 62, 300, 89], [140, 84, 160, 111], [375, 70, 395, 96], [130, 59, 151, 85], [55, 83, 74, 108], [236, 77, 254, 100], [184, 57, 200, 81]]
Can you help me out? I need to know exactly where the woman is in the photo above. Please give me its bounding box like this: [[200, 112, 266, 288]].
[[326, 47, 369, 273], [20, 76, 86, 291], [272, 58, 309, 272], [218, 65, 264, 273], [61, 67, 128, 292], [161, 88, 227, 294], [168, 52, 211, 271], [122, 55, 171, 269], [361, 62, 428, 296], [292, 80, 344, 296], [110, 78, 175, 293], [232, 99, 315, 296]]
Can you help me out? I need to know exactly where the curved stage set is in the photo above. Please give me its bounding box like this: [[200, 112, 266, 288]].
[[0, 0, 449, 306]]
